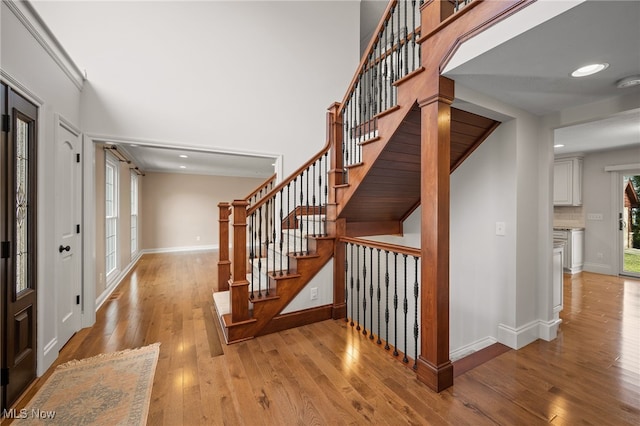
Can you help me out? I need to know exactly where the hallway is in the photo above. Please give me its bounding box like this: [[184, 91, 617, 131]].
[[9, 252, 640, 425]]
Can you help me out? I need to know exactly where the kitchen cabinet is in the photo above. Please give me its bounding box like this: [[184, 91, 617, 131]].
[[553, 228, 584, 274], [554, 157, 582, 206], [553, 243, 564, 315]]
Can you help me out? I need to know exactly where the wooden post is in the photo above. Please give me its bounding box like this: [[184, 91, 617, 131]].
[[416, 76, 454, 392], [421, 0, 455, 32], [217, 202, 231, 291], [230, 199, 250, 322], [326, 102, 343, 237], [332, 218, 347, 319]]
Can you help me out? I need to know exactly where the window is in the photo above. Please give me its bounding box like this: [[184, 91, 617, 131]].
[[131, 173, 138, 255], [105, 154, 118, 277]]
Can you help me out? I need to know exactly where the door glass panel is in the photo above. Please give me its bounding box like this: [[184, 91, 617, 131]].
[[16, 117, 29, 294], [623, 174, 640, 275]]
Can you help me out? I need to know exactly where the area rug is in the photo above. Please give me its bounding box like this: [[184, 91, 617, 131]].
[[16, 343, 160, 425]]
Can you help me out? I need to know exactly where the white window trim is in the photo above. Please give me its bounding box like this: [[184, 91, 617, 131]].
[[105, 153, 119, 279], [130, 172, 138, 256]]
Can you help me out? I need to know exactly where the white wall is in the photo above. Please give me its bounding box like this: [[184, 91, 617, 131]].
[[32, 0, 361, 177], [1, 1, 83, 374]]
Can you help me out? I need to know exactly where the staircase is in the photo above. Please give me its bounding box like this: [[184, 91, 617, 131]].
[[214, 0, 532, 392]]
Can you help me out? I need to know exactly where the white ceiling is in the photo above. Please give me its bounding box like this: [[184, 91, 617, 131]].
[[34, 0, 640, 168], [116, 144, 276, 178]]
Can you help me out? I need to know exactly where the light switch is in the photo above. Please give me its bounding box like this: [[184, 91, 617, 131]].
[[496, 222, 506, 236]]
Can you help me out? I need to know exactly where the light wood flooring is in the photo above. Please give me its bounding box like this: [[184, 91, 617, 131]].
[[8, 252, 640, 425]]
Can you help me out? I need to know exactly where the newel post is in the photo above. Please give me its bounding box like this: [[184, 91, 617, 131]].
[[416, 76, 454, 392], [421, 0, 455, 31], [217, 202, 231, 291], [230, 199, 250, 322]]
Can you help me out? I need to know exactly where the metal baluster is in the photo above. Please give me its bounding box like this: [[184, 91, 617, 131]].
[[356, 244, 361, 331], [384, 250, 390, 350], [292, 177, 297, 256], [279, 190, 283, 276], [265, 200, 270, 297], [369, 247, 374, 340], [342, 108, 348, 170], [305, 167, 309, 253], [418, 0, 424, 64], [403, 254, 409, 363], [377, 249, 382, 345], [361, 245, 367, 335], [323, 152, 328, 236], [393, 252, 399, 356], [390, 12, 395, 105], [413, 256, 419, 370], [404, 1, 409, 77], [345, 242, 349, 323], [300, 171, 305, 255], [384, 21, 389, 111], [312, 162, 316, 237], [250, 212, 255, 299], [412, 0, 416, 72], [286, 183, 291, 273], [378, 29, 383, 114], [350, 243, 355, 327], [258, 205, 263, 298]]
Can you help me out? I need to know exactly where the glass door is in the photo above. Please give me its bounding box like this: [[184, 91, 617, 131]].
[[621, 174, 640, 277]]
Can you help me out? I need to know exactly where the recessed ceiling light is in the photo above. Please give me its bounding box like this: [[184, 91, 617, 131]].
[[571, 63, 609, 78], [179, 165, 186, 169], [554, 144, 565, 148], [129, 144, 138, 148], [179, 154, 188, 158], [616, 75, 640, 89]]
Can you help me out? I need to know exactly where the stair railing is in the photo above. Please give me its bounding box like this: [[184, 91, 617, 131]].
[[245, 146, 330, 301], [338, 0, 424, 182], [245, 173, 277, 208], [341, 236, 421, 369]]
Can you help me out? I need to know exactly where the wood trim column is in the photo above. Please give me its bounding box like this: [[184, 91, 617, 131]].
[[326, 102, 343, 237], [230, 199, 250, 322], [217, 202, 231, 291], [332, 218, 347, 319], [417, 76, 454, 392]]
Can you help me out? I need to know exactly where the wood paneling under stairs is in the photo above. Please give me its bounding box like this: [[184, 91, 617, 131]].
[[338, 105, 499, 229], [7, 253, 639, 425]]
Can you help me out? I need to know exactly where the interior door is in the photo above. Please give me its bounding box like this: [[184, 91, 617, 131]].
[[1, 85, 38, 409], [621, 173, 640, 277], [55, 119, 82, 347]]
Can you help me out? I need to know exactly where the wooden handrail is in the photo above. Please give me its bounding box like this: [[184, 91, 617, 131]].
[[337, 0, 398, 117], [247, 140, 331, 217], [340, 236, 421, 258], [244, 173, 277, 204]]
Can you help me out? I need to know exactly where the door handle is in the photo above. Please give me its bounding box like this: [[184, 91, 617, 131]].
[[58, 245, 71, 253]]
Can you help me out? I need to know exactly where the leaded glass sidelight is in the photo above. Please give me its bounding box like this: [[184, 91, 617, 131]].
[[15, 117, 30, 295]]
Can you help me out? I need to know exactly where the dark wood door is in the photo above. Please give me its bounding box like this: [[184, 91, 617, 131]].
[[1, 84, 38, 410]]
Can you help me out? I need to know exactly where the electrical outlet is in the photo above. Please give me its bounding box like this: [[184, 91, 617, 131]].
[[587, 213, 603, 221], [495, 222, 506, 236], [310, 287, 318, 300], [196, 235, 201, 241]]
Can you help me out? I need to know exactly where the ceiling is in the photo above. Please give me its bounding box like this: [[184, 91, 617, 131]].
[[114, 144, 276, 178], [360, 0, 640, 156], [34, 0, 640, 170]]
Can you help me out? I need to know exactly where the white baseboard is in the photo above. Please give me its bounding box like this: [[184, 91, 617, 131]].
[[39, 337, 59, 376], [96, 253, 143, 310], [538, 318, 562, 341], [583, 262, 614, 275], [140, 244, 218, 254], [450, 336, 497, 361], [498, 320, 540, 350]]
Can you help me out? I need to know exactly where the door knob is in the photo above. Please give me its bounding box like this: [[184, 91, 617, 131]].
[[59, 245, 71, 253]]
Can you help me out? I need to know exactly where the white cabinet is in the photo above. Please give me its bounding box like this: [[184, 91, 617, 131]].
[[553, 244, 564, 314], [554, 158, 582, 206], [553, 228, 584, 274]]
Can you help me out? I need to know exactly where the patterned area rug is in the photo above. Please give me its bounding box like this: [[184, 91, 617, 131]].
[[16, 343, 160, 425]]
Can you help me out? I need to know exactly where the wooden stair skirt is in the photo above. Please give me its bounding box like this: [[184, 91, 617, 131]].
[[214, 234, 335, 343]]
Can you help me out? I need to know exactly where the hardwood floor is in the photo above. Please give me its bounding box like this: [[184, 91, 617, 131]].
[[7, 253, 640, 425]]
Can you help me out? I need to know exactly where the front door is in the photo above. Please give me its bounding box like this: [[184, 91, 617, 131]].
[[55, 119, 82, 347], [1, 84, 38, 409]]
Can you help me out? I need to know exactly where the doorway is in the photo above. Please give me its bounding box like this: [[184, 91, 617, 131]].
[[621, 173, 640, 277], [1, 83, 39, 410]]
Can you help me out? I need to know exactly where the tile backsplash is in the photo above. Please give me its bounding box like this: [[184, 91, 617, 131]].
[[554, 205, 585, 228]]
